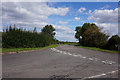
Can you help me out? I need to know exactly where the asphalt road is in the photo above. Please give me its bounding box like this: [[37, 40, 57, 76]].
[[2, 45, 119, 79]]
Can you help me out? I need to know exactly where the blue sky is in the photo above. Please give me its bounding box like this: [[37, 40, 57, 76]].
[[2, 2, 118, 42], [48, 2, 118, 27]]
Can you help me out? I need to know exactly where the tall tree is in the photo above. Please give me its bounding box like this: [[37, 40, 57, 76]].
[[75, 26, 82, 43], [81, 23, 95, 35], [33, 27, 37, 32], [75, 23, 108, 47], [41, 25, 55, 38], [75, 23, 96, 44], [82, 25, 108, 47]]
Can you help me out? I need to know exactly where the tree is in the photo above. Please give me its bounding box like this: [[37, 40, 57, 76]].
[[41, 25, 55, 38], [75, 26, 82, 43], [33, 27, 37, 32], [75, 23, 108, 47], [75, 23, 96, 44], [105, 35, 120, 50], [81, 23, 95, 35], [82, 25, 108, 47]]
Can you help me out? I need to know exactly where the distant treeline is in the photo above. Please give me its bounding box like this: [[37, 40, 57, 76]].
[[60, 41, 77, 45], [2, 25, 56, 48], [75, 23, 120, 51]]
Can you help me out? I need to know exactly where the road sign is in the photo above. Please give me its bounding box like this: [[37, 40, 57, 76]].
[[55, 38, 57, 41]]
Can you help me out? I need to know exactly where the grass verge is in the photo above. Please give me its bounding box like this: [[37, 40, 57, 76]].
[[2, 44, 59, 53], [78, 46, 119, 53]]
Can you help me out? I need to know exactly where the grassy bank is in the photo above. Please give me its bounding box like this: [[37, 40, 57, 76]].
[[78, 46, 119, 53], [2, 44, 59, 53]]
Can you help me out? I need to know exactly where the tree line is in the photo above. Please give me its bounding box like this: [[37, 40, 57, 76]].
[[2, 25, 56, 48], [75, 23, 120, 51]]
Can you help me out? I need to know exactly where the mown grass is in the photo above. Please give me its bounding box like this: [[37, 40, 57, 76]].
[[2, 44, 59, 53], [78, 46, 119, 53], [3, 43, 119, 54]]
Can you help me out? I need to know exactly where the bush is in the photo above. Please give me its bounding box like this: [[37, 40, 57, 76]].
[[104, 35, 120, 51], [2, 25, 55, 48]]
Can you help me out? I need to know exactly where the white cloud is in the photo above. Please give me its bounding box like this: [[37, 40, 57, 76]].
[[96, 23, 118, 36], [74, 17, 80, 20], [87, 8, 118, 36], [55, 34, 76, 42], [2, 2, 69, 29], [53, 24, 76, 42], [100, 5, 110, 9], [78, 7, 86, 13], [58, 21, 68, 25], [88, 10, 92, 13], [2, 2, 75, 41], [86, 10, 92, 14], [53, 24, 75, 34], [88, 8, 118, 23]]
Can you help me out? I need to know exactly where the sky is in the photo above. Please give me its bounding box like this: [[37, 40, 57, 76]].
[[1, 2, 119, 42]]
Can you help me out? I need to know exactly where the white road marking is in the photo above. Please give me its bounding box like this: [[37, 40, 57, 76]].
[[51, 48, 117, 65], [82, 57, 86, 59], [73, 54, 78, 57], [67, 53, 70, 55], [63, 52, 67, 54], [88, 73, 106, 78], [101, 61, 106, 63], [94, 58, 100, 61], [86, 70, 118, 78], [51, 48, 118, 79], [89, 58, 93, 60]]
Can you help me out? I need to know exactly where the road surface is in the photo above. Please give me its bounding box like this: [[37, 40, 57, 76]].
[[2, 45, 119, 79]]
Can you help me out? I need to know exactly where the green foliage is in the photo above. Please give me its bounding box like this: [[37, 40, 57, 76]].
[[75, 26, 82, 43], [78, 46, 119, 53], [81, 23, 91, 34], [81, 23, 96, 35], [75, 23, 120, 51], [82, 25, 108, 47], [75, 23, 96, 44], [2, 25, 55, 48], [75, 23, 109, 48], [104, 35, 120, 50], [41, 25, 55, 38], [60, 41, 77, 45], [75, 26, 82, 39]]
